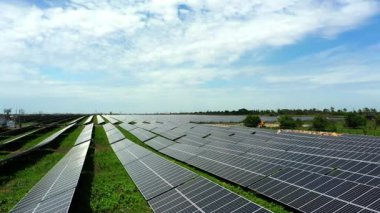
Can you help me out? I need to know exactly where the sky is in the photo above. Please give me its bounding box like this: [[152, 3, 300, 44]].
[[1, 0, 380, 113]]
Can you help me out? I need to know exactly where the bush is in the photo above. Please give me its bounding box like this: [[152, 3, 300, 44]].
[[295, 118, 303, 128], [243, 115, 261, 127], [345, 113, 367, 128], [278, 115, 296, 129], [312, 115, 329, 131], [312, 115, 337, 132]]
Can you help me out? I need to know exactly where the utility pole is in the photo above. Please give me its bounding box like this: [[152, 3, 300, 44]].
[[18, 109, 24, 128]]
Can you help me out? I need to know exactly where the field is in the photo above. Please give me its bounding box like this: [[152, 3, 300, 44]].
[[1, 114, 379, 213], [263, 119, 380, 136]]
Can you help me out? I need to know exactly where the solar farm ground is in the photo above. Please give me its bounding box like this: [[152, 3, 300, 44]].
[[1, 115, 379, 213]]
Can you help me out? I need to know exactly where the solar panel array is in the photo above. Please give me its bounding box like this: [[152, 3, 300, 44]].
[[123, 119, 380, 213], [96, 115, 105, 125], [104, 124, 271, 213], [11, 124, 93, 213]]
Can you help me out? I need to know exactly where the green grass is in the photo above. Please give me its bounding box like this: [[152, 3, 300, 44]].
[[89, 125, 151, 212], [21, 122, 38, 127], [0, 125, 83, 212], [335, 121, 380, 136], [116, 126, 291, 213]]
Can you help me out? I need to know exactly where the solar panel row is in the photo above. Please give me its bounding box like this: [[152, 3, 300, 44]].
[[83, 116, 93, 125], [105, 124, 271, 213], [134, 121, 161, 131], [102, 115, 120, 124], [75, 123, 93, 146], [145, 136, 176, 151], [0, 123, 77, 165], [105, 127, 125, 144], [119, 122, 137, 131], [97, 115, 105, 125], [0, 128, 41, 148], [68, 116, 85, 125], [149, 177, 270, 213], [128, 128, 156, 142], [11, 124, 94, 213]]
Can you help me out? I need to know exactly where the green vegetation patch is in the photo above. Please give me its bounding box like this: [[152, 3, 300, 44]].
[[243, 115, 261, 127], [89, 125, 151, 212]]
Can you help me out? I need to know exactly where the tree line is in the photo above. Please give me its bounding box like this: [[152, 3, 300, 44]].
[[184, 107, 378, 116], [244, 113, 380, 132]]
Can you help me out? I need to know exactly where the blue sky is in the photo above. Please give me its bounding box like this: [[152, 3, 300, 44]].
[[1, 0, 380, 113]]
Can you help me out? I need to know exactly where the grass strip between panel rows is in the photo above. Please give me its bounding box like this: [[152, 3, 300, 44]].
[[88, 123, 151, 212]]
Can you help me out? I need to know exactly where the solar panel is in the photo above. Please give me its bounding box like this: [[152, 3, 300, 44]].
[[75, 123, 93, 145], [97, 115, 105, 124], [83, 115, 93, 125], [129, 128, 156, 142], [0, 128, 41, 149], [103, 123, 116, 132], [124, 160, 174, 200], [145, 136, 176, 151], [135, 122, 161, 131], [107, 125, 271, 212], [111, 140, 152, 165], [111, 118, 380, 212], [0, 124, 76, 165], [159, 128, 186, 140], [141, 124, 380, 212], [112, 144, 196, 200], [102, 115, 120, 124], [204, 134, 239, 144], [151, 123, 178, 135], [67, 116, 85, 125], [176, 134, 209, 147], [160, 143, 204, 162], [104, 127, 125, 144], [119, 122, 138, 131], [110, 138, 134, 152], [149, 177, 270, 213], [11, 137, 91, 213]]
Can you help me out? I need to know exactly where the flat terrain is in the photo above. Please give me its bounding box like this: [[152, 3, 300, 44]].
[[2, 114, 379, 213]]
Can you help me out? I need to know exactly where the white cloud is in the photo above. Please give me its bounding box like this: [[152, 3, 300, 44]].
[[136, 67, 256, 86], [265, 69, 380, 85], [263, 46, 380, 86], [1, 0, 379, 72], [0, 0, 379, 112]]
